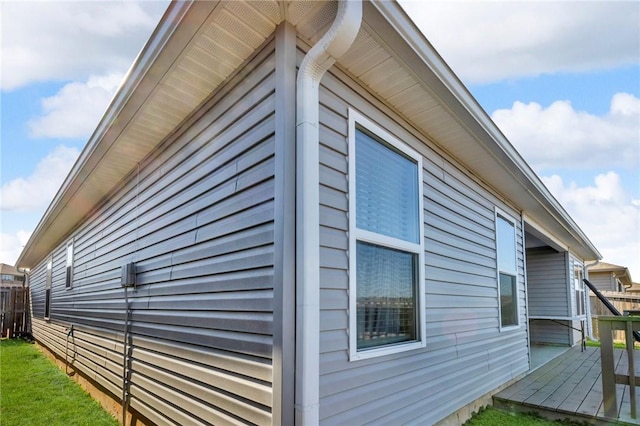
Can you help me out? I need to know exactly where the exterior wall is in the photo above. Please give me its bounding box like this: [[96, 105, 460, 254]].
[[589, 272, 617, 292], [29, 39, 284, 425], [526, 248, 570, 345], [315, 52, 529, 424]]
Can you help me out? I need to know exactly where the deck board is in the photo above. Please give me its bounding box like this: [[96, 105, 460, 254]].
[[560, 350, 602, 413], [544, 348, 600, 410], [497, 352, 574, 401], [494, 345, 640, 425]]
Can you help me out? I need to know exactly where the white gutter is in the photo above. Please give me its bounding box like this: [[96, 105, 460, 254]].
[[295, 1, 361, 424]]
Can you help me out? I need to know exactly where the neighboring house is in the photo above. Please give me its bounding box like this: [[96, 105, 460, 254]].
[[0, 263, 26, 288], [587, 262, 637, 339], [587, 262, 634, 293], [16, 1, 601, 425], [627, 283, 640, 294]]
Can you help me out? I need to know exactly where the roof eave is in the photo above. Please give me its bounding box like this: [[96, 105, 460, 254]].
[[16, 1, 202, 269], [371, 0, 601, 261]]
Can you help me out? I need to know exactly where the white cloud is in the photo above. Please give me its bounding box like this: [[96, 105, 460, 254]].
[[28, 73, 124, 139], [543, 172, 640, 281], [399, 1, 640, 83], [491, 93, 640, 171], [1, 1, 169, 90], [0, 146, 80, 211], [0, 230, 32, 266]]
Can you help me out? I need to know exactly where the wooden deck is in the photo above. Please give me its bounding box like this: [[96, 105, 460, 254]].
[[494, 346, 640, 425]]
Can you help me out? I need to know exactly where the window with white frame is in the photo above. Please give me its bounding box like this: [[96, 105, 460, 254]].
[[65, 240, 74, 289], [45, 257, 52, 319], [616, 278, 623, 292], [496, 212, 518, 328], [348, 110, 425, 360], [574, 266, 585, 316]]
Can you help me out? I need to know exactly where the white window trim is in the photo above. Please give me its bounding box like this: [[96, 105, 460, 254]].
[[574, 264, 586, 317], [348, 108, 426, 361], [495, 208, 520, 331]]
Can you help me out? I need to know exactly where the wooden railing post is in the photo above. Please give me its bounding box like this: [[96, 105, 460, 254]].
[[599, 318, 617, 419], [598, 316, 640, 420]]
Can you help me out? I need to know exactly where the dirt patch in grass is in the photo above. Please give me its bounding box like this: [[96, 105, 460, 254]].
[[0, 338, 118, 426]]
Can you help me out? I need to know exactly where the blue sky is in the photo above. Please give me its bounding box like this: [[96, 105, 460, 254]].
[[1, 1, 639, 280]]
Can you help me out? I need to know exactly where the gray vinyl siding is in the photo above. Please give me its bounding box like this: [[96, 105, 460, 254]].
[[589, 272, 616, 292], [29, 39, 279, 425], [526, 248, 570, 345], [29, 258, 48, 318], [527, 249, 569, 317], [315, 53, 529, 425]]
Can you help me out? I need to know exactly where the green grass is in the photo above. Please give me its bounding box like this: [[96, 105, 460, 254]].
[[464, 407, 581, 425], [585, 338, 636, 349], [0, 339, 118, 426]]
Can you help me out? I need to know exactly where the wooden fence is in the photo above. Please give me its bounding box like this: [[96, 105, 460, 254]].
[[591, 291, 640, 342], [0, 287, 30, 338]]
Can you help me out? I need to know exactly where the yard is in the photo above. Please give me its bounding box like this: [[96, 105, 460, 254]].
[[465, 406, 596, 425], [1, 338, 587, 426], [0, 338, 118, 426]]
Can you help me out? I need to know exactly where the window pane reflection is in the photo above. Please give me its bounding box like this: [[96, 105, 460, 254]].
[[357, 241, 418, 349]]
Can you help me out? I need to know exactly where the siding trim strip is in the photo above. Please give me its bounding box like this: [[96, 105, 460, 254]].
[[272, 22, 296, 426]]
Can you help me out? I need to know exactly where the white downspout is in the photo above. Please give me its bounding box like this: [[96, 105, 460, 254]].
[[295, 1, 361, 424]]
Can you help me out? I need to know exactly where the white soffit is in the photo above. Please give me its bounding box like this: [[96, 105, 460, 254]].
[[18, 0, 339, 267], [18, 0, 599, 267]]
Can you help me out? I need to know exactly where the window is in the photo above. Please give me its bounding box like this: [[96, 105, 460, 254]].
[[574, 267, 585, 316], [0, 274, 24, 282], [45, 258, 52, 319], [65, 240, 74, 289], [496, 212, 518, 328], [348, 110, 425, 360]]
